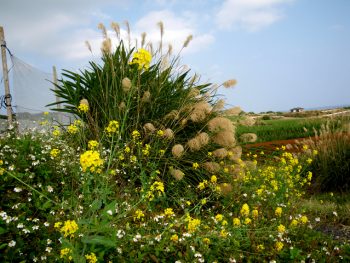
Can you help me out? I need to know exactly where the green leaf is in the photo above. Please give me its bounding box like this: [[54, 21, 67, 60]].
[[81, 235, 115, 247]]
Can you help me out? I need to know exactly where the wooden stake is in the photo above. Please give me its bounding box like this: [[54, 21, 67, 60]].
[[0, 26, 13, 126]]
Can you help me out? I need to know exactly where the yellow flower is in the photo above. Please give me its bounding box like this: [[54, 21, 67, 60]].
[[313, 149, 318, 155], [275, 207, 282, 217], [307, 171, 312, 181], [88, 140, 99, 150], [299, 215, 308, 224], [50, 149, 60, 158], [306, 158, 313, 164], [215, 214, 223, 222], [54, 222, 62, 229], [188, 218, 201, 232], [43, 111, 49, 116], [275, 241, 284, 252], [130, 48, 152, 70], [257, 244, 264, 251], [156, 130, 164, 137], [60, 248, 72, 259], [210, 175, 217, 184], [78, 103, 89, 113], [124, 146, 131, 153], [132, 130, 140, 140], [192, 162, 199, 169], [252, 209, 259, 219], [302, 145, 309, 150], [277, 224, 286, 233], [220, 229, 228, 237], [244, 218, 252, 225], [201, 198, 207, 205], [85, 252, 98, 263], [164, 208, 175, 217], [60, 220, 79, 237], [105, 120, 119, 135], [203, 237, 211, 245], [198, 181, 206, 190], [240, 203, 250, 217], [134, 209, 145, 221], [150, 181, 164, 193], [290, 219, 298, 227], [52, 127, 60, 137], [233, 218, 241, 226], [67, 124, 78, 134], [80, 150, 104, 173], [170, 234, 178, 242]]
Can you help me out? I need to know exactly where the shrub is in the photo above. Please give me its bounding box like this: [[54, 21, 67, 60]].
[[303, 122, 350, 191]]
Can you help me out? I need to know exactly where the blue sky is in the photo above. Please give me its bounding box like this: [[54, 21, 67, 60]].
[[1, 0, 349, 113]]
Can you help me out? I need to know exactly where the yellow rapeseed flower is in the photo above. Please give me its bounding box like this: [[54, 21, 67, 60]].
[[60, 248, 72, 259], [130, 48, 152, 70], [233, 218, 241, 226], [275, 207, 282, 217], [105, 120, 119, 136], [277, 224, 286, 233], [85, 252, 98, 263], [50, 149, 60, 158], [299, 215, 308, 224], [67, 124, 78, 134], [60, 220, 79, 237], [210, 175, 217, 184], [134, 209, 145, 221], [215, 214, 223, 222], [275, 241, 284, 252], [80, 150, 104, 173], [164, 208, 175, 217], [240, 203, 250, 217], [88, 140, 99, 150], [78, 103, 89, 113], [188, 218, 201, 232], [170, 234, 178, 242]]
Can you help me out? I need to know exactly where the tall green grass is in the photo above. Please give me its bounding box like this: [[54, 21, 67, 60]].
[[236, 117, 348, 143]]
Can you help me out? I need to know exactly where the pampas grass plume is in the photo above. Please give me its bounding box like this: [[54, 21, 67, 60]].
[[172, 144, 184, 158], [223, 79, 237, 88], [122, 77, 131, 92], [170, 168, 184, 181], [143, 123, 156, 134], [163, 128, 174, 140]]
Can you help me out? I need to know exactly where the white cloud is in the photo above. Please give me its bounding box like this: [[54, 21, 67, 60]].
[[134, 10, 214, 54], [216, 0, 294, 31]]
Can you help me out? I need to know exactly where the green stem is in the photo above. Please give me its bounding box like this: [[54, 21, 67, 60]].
[[6, 171, 59, 205]]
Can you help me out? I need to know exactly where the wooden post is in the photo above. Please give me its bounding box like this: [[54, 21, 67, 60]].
[[0, 26, 13, 126], [52, 65, 62, 123]]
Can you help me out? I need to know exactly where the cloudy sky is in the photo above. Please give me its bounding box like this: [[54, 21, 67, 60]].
[[1, 0, 349, 113]]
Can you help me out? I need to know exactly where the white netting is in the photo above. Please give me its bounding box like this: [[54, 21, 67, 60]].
[[0, 55, 72, 131]]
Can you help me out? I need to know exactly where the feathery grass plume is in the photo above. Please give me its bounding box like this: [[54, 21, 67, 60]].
[[98, 23, 107, 39], [207, 116, 235, 133], [141, 32, 147, 47], [203, 162, 221, 173], [141, 91, 151, 103], [85, 40, 92, 53], [239, 133, 257, 143], [183, 34, 193, 48], [170, 168, 184, 181], [167, 44, 173, 56], [188, 88, 200, 98], [212, 130, 236, 148], [101, 38, 112, 54], [146, 42, 154, 56], [119, 101, 126, 110], [213, 148, 228, 159], [212, 99, 226, 112], [163, 128, 174, 140], [228, 146, 242, 161], [181, 119, 188, 126], [172, 144, 184, 158], [143, 123, 156, 134], [124, 20, 131, 49], [157, 21, 164, 52], [189, 74, 198, 87], [164, 110, 180, 121], [223, 79, 237, 88], [111, 22, 120, 40], [189, 101, 211, 123], [219, 183, 233, 195], [224, 106, 241, 116], [122, 77, 132, 92], [239, 117, 256, 126], [187, 132, 209, 151], [80, 98, 89, 107]]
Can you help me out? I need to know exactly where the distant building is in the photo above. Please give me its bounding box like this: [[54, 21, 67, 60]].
[[290, 107, 304, 113]]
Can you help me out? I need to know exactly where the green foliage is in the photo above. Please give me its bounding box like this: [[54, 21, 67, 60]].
[[236, 117, 346, 143], [306, 124, 350, 192]]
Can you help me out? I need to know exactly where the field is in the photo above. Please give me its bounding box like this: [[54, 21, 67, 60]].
[[236, 113, 350, 144]]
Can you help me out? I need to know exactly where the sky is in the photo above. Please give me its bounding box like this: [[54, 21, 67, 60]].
[[0, 0, 350, 113]]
